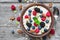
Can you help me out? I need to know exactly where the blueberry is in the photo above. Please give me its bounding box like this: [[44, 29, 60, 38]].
[[26, 22, 32, 28], [40, 10, 43, 13], [40, 15, 43, 18], [46, 20, 49, 23], [18, 0, 22, 2], [44, 29, 48, 32], [34, 7, 40, 12], [53, 6, 56, 10], [43, 36, 47, 40], [11, 30, 15, 34], [30, 20, 32, 23], [32, 26, 35, 29], [38, 26, 41, 30], [40, 22, 45, 28], [27, 28, 30, 31], [28, 9, 32, 13], [29, 13, 31, 16]]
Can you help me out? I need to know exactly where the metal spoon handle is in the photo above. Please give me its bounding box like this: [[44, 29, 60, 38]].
[[53, 7, 59, 30]]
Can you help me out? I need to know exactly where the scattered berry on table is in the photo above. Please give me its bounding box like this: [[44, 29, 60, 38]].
[[16, 16, 21, 22], [11, 5, 16, 11]]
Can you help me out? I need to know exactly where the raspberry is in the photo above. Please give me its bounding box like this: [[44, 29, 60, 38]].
[[11, 5, 16, 10], [25, 15, 29, 19], [46, 11, 51, 17], [41, 17, 46, 21], [17, 16, 21, 22], [33, 10, 37, 16], [50, 29, 55, 35], [35, 28, 39, 33], [34, 23, 38, 27]]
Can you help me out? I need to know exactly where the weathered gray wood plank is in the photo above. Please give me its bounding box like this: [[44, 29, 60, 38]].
[[0, 0, 60, 3], [0, 0, 54, 2]]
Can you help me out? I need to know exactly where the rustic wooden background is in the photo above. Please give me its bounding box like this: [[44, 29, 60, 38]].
[[0, 0, 60, 2], [0, 0, 60, 40]]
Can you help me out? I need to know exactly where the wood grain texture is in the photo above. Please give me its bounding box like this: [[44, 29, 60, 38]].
[[0, 0, 55, 2], [0, 3, 60, 40]]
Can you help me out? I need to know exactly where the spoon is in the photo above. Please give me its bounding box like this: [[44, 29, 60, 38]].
[[53, 7, 59, 30], [53, 7, 59, 20]]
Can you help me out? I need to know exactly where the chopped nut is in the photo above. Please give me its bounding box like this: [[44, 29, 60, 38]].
[[49, 3, 53, 8], [10, 16, 15, 21], [17, 29, 23, 34], [29, 30, 35, 33], [19, 4, 22, 10]]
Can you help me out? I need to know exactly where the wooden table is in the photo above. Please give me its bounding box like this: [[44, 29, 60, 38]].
[[0, 0, 60, 40]]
